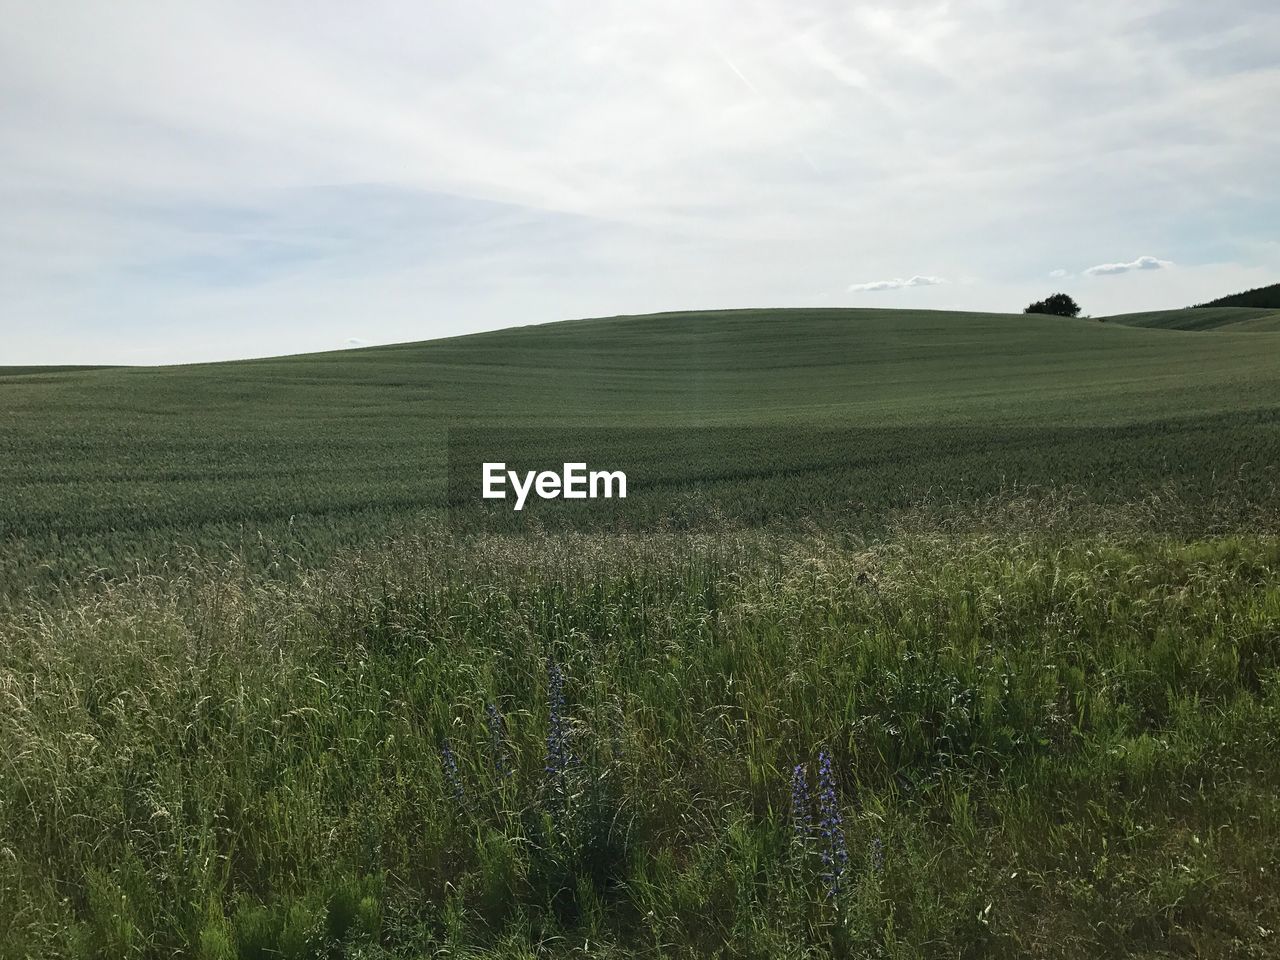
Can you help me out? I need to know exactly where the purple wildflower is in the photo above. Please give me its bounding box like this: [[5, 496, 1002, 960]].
[[440, 737, 464, 807], [817, 749, 848, 899], [486, 702, 512, 777]]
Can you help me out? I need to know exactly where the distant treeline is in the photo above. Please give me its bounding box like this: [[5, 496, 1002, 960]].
[[1193, 282, 1280, 309]]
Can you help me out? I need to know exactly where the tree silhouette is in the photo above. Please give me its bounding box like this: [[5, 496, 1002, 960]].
[[1024, 293, 1081, 317]]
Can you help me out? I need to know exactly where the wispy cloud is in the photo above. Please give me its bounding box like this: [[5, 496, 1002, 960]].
[[1083, 256, 1173, 276], [848, 275, 946, 293], [1049, 269, 1070, 279], [1, 1, 1277, 362]]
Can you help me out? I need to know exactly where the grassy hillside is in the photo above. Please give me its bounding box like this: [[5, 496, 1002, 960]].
[[4, 307, 1280, 593], [0, 365, 118, 376], [1103, 306, 1280, 331]]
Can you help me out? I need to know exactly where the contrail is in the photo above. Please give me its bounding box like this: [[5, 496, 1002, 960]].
[[715, 46, 761, 96]]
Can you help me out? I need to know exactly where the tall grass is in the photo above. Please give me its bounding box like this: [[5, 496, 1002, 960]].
[[2, 506, 1279, 957]]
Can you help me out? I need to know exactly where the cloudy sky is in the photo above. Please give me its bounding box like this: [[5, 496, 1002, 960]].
[[3, 1, 1278, 364]]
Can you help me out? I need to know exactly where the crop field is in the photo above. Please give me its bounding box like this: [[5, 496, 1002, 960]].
[[3, 306, 1280, 958], [1105, 307, 1280, 332], [3, 307, 1280, 594]]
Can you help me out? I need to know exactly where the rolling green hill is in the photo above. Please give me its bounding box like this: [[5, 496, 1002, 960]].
[[1103, 306, 1280, 331], [0, 364, 118, 376], [3, 307, 1280, 592]]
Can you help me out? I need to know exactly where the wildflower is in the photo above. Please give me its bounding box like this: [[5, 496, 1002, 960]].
[[486, 702, 512, 777], [440, 737, 464, 807], [817, 749, 848, 899]]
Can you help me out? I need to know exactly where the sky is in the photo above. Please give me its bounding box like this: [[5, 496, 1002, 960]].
[[2, 0, 1278, 365]]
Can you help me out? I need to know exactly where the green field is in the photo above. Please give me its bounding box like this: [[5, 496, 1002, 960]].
[[1104, 306, 1280, 331], [4, 306, 1280, 593], [3, 306, 1280, 958]]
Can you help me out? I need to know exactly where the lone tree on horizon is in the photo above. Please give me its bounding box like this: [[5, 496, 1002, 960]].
[[1024, 293, 1081, 317]]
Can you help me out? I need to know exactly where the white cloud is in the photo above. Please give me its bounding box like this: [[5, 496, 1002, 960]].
[[1049, 269, 1070, 278], [1083, 255, 1173, 276], [848, 275, 946, 293]]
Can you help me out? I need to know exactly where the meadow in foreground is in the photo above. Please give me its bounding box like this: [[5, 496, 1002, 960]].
[[3, 495, 1279, 959]]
